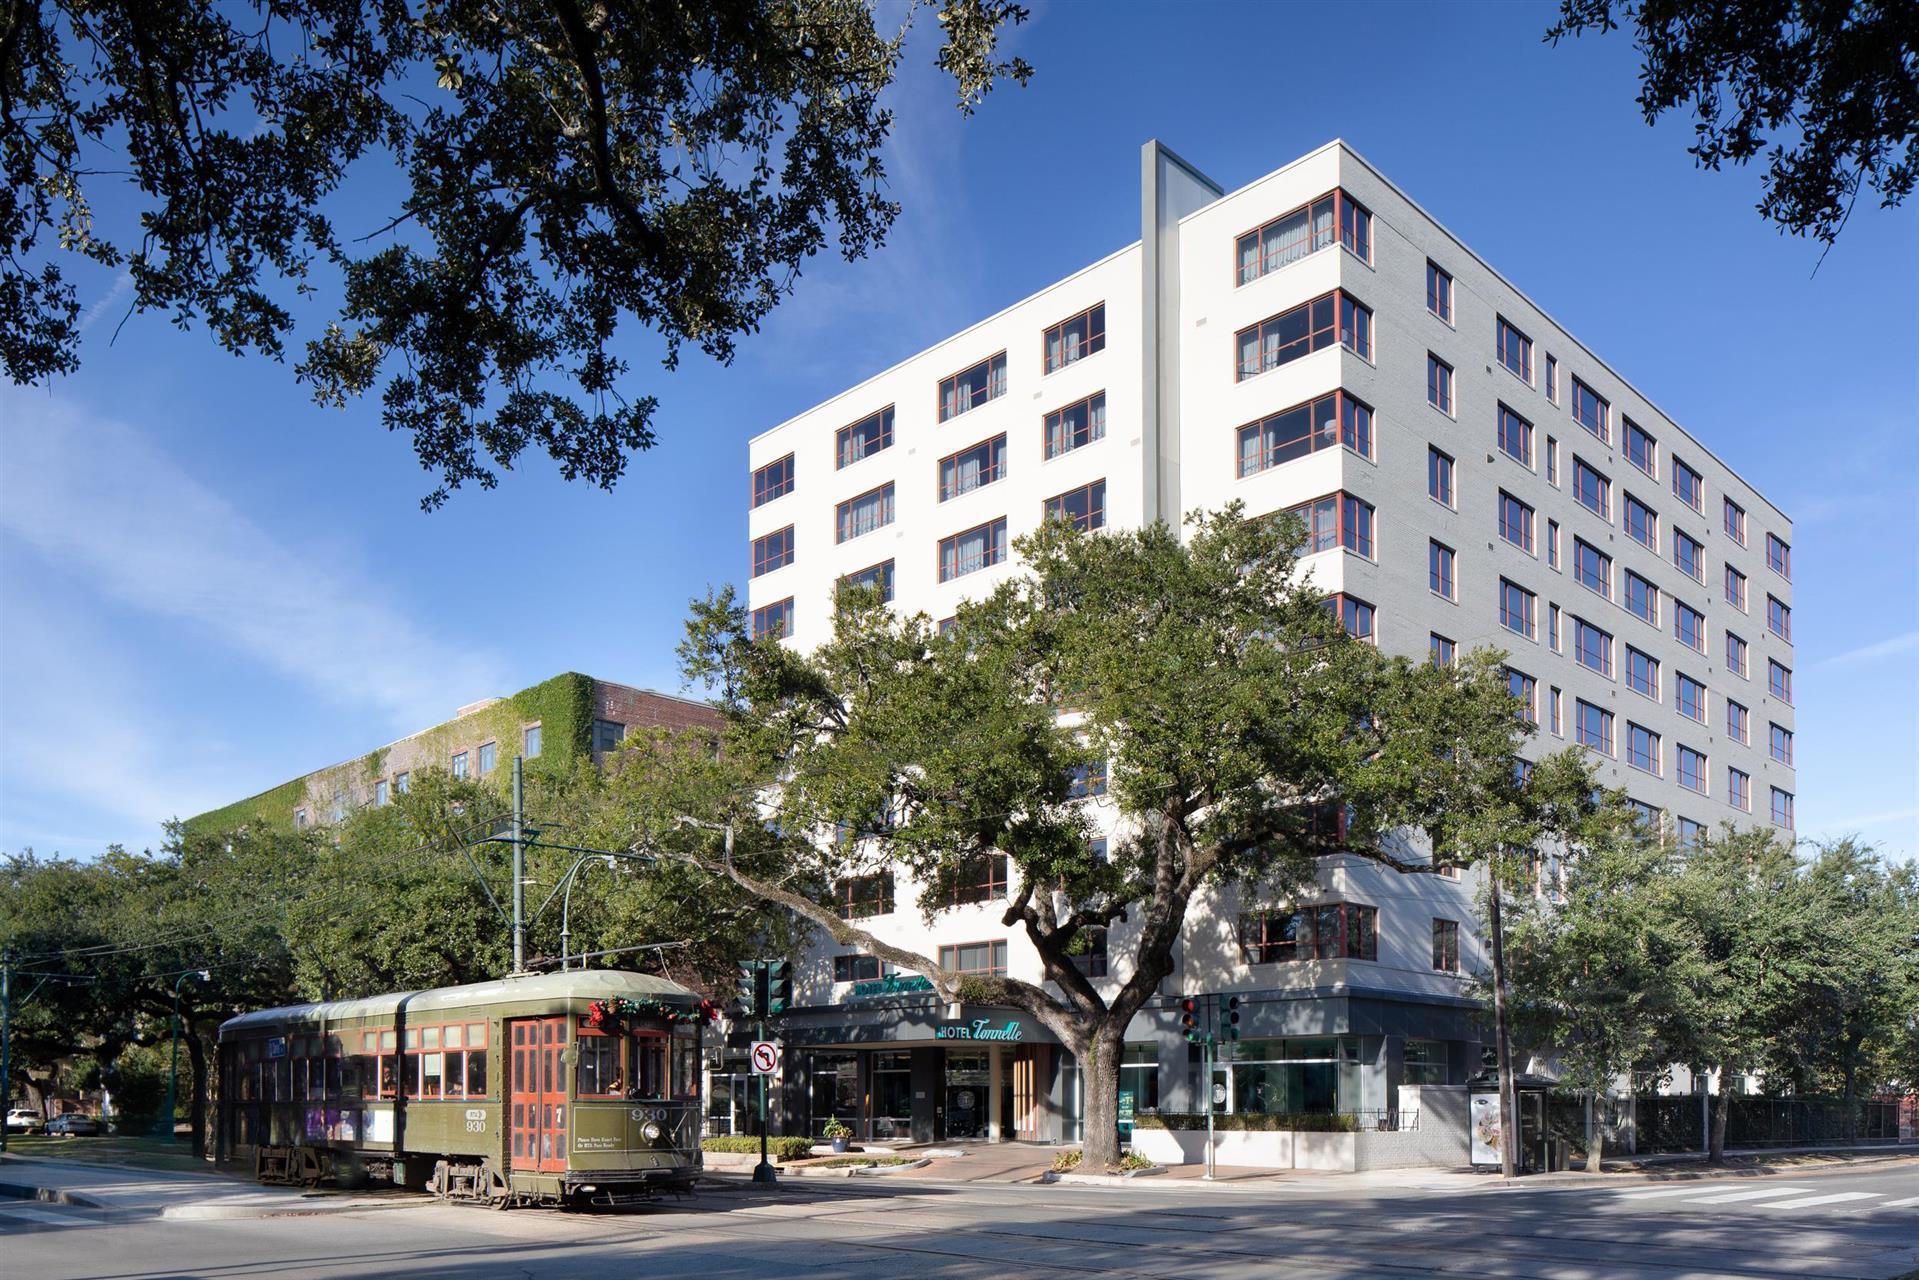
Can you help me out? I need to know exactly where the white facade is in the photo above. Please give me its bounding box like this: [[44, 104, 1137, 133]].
[[735, 141, 1796, 1144]]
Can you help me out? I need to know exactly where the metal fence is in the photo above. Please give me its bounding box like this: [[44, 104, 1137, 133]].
[[1621, 1094, 1905, 1153]]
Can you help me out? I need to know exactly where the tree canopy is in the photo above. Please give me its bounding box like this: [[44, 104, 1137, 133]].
[[1, 0, 1032, 506], [1549, 0, 1919, 245]]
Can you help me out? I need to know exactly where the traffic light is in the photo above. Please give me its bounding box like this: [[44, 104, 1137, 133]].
[[767, 960, 793, 1015], [1218, 995, 1241, 1041], [736, 961, 768, 1019], [1178, 997, 1203, 1044]]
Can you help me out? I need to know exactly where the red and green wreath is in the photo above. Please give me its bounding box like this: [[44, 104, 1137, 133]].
[[585, 996, 720, 1030]]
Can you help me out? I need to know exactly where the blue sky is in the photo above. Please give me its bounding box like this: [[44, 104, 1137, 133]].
[[2, 1, 1914, 861]]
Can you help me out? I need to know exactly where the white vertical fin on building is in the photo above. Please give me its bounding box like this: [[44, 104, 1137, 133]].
[[1139, 141, 1221, 529]]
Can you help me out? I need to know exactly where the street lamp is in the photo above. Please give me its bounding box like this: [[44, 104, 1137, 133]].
[[158, 970, 209, 1141]]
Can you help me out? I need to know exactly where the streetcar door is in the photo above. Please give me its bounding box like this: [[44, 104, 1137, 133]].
[[508, 1017, 569, 1173]]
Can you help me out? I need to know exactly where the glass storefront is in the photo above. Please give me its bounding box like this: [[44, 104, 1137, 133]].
[[1219, 1037, 1369, 1115], [944, 1050, 992, 1139], [871, 1052, 914, 1140]]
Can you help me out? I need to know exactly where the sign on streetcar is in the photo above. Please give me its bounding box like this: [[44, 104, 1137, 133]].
[[750, 1040, 782, 1075]]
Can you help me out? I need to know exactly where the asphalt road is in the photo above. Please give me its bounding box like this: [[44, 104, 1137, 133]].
[[4, 1159, 1915, 1279]]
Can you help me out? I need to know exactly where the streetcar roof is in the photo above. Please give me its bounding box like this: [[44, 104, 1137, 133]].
[[219, 969, 702, 1036]]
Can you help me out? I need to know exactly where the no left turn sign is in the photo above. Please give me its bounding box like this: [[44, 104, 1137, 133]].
[[750, 1040, 782, 1075]]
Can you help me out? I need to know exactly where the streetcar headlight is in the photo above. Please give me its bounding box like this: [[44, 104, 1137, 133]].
[[642, 1121, 663, 1143]]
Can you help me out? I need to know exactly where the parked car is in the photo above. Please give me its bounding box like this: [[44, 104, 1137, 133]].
[[5, 1107, 43, 1133], [46, 1114, 104, 1137]]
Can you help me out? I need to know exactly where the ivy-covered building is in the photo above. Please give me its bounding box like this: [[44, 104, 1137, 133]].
[[184, 673, 717, 835]]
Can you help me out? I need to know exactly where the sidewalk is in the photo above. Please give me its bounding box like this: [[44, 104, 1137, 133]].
[[0, 1153, 430, 1220]]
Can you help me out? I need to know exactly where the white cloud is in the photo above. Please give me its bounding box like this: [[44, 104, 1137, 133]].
[[1814, 630, 1919, 668], [77, 272, 134, 334]]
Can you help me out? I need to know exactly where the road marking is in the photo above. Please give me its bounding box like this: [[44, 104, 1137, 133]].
[[1679, 1186, 1815, 1204], [1621, 1185, 1731, 1199], [1756, 1192, 1883, 1211], [1873, 1196, 1919, 1209], [0, 1205, 81, 1226]]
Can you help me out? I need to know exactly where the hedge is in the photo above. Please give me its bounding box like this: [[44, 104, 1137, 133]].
[[1133, 1112, 1357, 1133], [702, 1136, 815, 1160]]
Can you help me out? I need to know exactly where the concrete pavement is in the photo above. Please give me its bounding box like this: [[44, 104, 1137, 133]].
[[0, 1153, 429, 1220]]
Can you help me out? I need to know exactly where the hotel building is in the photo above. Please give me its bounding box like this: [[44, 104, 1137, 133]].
[[736, 140, 1797, 1146]]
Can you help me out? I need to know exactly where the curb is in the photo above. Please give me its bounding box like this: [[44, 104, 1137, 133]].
[[1043, 1167, 1169, 1186], [782, 1158, 934, 1179], [161, 1194, 434, 1222], [0, 1181, 106, 1209]]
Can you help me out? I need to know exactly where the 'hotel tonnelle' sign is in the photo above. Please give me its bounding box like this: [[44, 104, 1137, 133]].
[[935, 1019, 1024, 1042]]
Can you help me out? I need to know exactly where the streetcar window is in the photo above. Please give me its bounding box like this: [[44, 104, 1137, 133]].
[[578, 1034, 622, 1097], [633, 1033, 668, 1101], [421, 1053, 444, 1098], [467, 1047, 487, 1096], [423, 1026, 440, 1050], [445, 1050, 464, 1096], [671, 1025, 700, 1100], [325, 1056, 343, 1100], [378, 1053, 397, 1098], [444, 1024, 462, 1050]]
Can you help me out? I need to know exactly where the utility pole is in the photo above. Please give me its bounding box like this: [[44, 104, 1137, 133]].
[[511, 755, 526, 973]]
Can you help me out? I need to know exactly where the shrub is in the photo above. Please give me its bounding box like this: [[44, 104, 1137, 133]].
[[1118, 1152, 1156, 1171], [702, 1136, 814, 1160], [1131, 1111, 1357, 1133], [1051, 1149, 1082, 1172], [812, 1156, 912, 1168]]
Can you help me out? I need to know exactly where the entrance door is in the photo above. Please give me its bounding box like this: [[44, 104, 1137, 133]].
[[509, 1017, 568, 1173]]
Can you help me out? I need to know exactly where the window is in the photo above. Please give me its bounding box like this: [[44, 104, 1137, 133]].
[[1499, 579, 1537, 638], [1625, 494, 1658, 550], [1427, 354, 1454, 414], [1507, 668, 1537, 723], [1549, 686, 1564, 735], [751, 597, 794, 641], [394, 772, 409, 794], [477, 742, 496, 776], [1729, 768, 1752, 812], [1496, 316, 1533, 383], [938, 353, 1006, 422], [839, 559, 896, 602], [1573, 538, 1611, 598], [591, 719, 625, 752], [1497, 404, 1533, 466], [1677, 816, 1706, 848], [1723, 564, 1747, 611], [1672, 457, 1704, 511], [1766, 533, 1791, 579], [1571, 377, 1609, 442], [1550, 603, 1561, 650], [1547, 519, 1561, 569], [1727, 699, 1750, 744], [1284, 492, 1374, 559], [836, 873, 895, 919], [1626, 646, 1659, 699], [1238, 903, 1378, 964], [1428, 447, 1455, 507], [1627, 722, 1660, 773], [836, 482, 895, 543], [450, 750, 468, 778], [1237, 390, 1370, 476], [753, 454, 794, 507], [374, 779, 388, 806], [1675, 602, 1705, 652], [1624, 570, 1660, 625], [1770, 723, 1793, 766], [833, 954, 884, 984], [1043, 391, 1105, 459], [1235, 289, 1370, 378], [520, 724, 542, 760], [1430, 633, 1456, 667], [938, 518, 1008, 582], [1573, 458, 1610, 519], [1328, 593, 1375, 641], [1677, 673, 1706, 722], [1071, 926, 1110, 979], [939, 940, 1008, 975], [1427, 260, 1453, 322], [752, 525, 794, 577], [1673, 530, 1704, 583], [940, 435, 1006, 501], [1624, 419, 1656, 477], [1497, 491, 1535, 552], [294, 808, 308, 828], [1724, 498, 1746, 545], [1045, 479, 1106, 532], [1432, 920, 1461, 973], [1545, 354, 1559, 404], [1767, 595, 1791, 641], [837, 406, 895, 467], [1547, 436, 1559, 485], [1575, 700, 1613, 754], [1726, 631, 1749, 677], [1237, 189, 1371, 283], [1770, 788, 1794, 830], [1768, 660, 1792, 704], [944, 853, 1010, 905], [1430, 540, 1456, 600], [1043, 302, 1105, 372], [1573, 618, 1613, 677], [1067, 759, 1108, 798], [1677, 746, 1707, 794]]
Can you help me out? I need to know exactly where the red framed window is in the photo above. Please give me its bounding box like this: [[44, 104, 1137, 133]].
[[837, 406, 894, 468], [1497, 490, 1534, 552], [1429, 447, 1455, 506], [1626, 646, 1659, 699], [1326, 593, 1375, 642], [1726, 631, 1749, 677], [1497, 404, 1533, 466], [833, 954, 885, 983], [1624, 494, 1658, 550], [939, 353, 1007, 422], [836, 482, 895, 543], [1729, 768, 1752, 812], [1624, 419, 1657, 477], [1427, 354, 1454, 414], [938, 940, 1008, 975], [1767, 595, 1791, 641], [1238, 902, 1377, 964], [1235, 289, 1370, 379], [1571, 377, 1609, 442], [1573, 538, 1611, 598], [1674, 529, 1704, 583], [1672, 457, 1704, 511], [1496, 316, 1533, 383], [939, 518, 1008, 582], [1044, 391, 1106, 459], [1235, 188, 1372, 284], [1726, 699, 1750, 744], [1043, 302, 1105, 373], [1723, 497, 1746, 545], [1545, 354, 1559, 404], [1768, 660, 1792, 704], [391, 1021, 488, 1100], [1427, 260, 1453, 322], [1626, 723, 1660, 774], [1432, 920, 1460, 972], [940, 434, 1006, 501], [1573, 457, 1610, 519], [751, 598, 794, 641], [1675, 602, 1706, 652], [1766, 533, 1791, 580], [1771, 787, 1794, 829], [1430, 540, 1456, 600], [1625, 570, 1659, 625], [1284, 491, 1374, 559], [1770, 722, 1793, 766], [1045, 479, 1106, 532], [1506, 667, 1536, 723], [752, 454, 794, 507], [752, 525, 794, 577], [1575, 699, 1613, 754], [1675, 746, 1706, 794], [943, 854, 1010, 906], [1573, 618, 1613, 677], [1724, 564, 1747, 611], [1236, 389, 1371, 477], [835, 873, 895, 919], [838, 559, 895, 603], [1499, 578, 1536, 639]]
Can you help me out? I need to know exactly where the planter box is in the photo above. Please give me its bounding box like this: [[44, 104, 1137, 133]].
[[1292, 1131, 1357, 1171], [1130, 1126, 1355, 1171]]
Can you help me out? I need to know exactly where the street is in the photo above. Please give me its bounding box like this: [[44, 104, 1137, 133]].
[[4, 1159, 1916, 1280]]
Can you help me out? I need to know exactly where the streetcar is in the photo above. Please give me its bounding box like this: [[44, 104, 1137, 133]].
[[216, 969, 716, 1207]]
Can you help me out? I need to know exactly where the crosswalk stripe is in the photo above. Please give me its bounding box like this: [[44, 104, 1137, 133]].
[[1875, 1196, 1919, 1209], [1621, 1185, 1731, 1199], [0, 1206, 80, 1226], [1680, 1186, 1815, 1204], [1756, 1192, 1882, 1211]]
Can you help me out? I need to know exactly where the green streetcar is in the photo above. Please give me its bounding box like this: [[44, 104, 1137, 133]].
[[216, 969, 715, 1207]]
